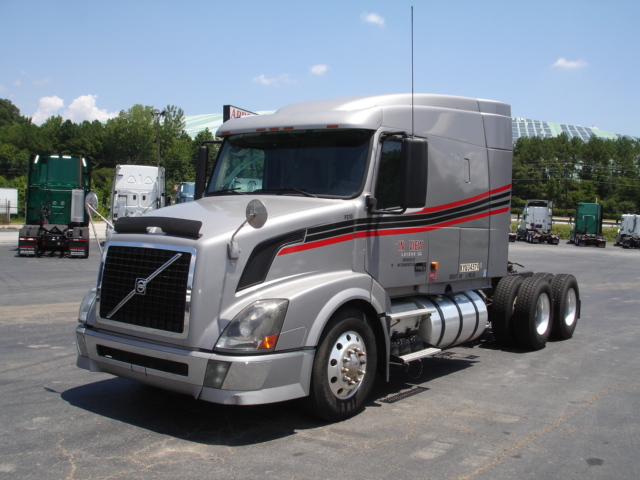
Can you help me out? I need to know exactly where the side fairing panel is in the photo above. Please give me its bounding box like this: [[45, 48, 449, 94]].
[[486, 148, 512, 278], [425, 136, 490, 228], [459, 227, 489, 280]]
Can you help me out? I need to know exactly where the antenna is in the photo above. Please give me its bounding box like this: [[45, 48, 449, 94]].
[[411, 6, 414, 138]]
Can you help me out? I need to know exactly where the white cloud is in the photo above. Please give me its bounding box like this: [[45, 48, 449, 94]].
[[64, 94, 118, 123], [32, 96, 64, 124], [553, 57, 588, 69], [31, 94, 118, 125], [253, 73, 296, 86], [361, 12, 385, 26], [310, 64, 329, 76]]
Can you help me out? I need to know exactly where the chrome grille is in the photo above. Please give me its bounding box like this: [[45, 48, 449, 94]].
[[99, 245, 192, 334]]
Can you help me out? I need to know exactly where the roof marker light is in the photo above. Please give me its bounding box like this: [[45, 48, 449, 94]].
[[327, 125, 339, 129]]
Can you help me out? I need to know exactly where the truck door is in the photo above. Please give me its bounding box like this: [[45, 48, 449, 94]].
[[364, 136, 429, 289]]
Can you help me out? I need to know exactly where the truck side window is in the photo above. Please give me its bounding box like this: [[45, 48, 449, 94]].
[[374, 139, 402, 210]]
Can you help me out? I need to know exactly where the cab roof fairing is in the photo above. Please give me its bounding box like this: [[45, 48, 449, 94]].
[[216, 107, 384, 136], [273, 94, 509, 117], [216, 94, 511, 149]]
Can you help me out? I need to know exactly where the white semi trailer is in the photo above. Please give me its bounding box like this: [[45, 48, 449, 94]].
[[106, 165, 166, 239], [514, 199, 559, 244], [616, 214, 640, 248], [76, 94, 581, 421]]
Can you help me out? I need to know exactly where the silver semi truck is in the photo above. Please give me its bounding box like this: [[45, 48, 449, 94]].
[[106, 164, 166, 240], [616, 214, 640, 248], [514, 199, 559, 244], [76, 94, 581, 421]]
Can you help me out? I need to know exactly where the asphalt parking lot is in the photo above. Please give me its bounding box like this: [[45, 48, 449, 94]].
[[0, 236, 638, 480]]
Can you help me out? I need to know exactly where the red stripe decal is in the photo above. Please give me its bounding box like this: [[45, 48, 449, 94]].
[[411, 184, 511, 215], [278, 206, 509, 256]]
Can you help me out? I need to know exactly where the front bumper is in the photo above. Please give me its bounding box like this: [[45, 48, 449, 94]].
[[76, 326, 314, 405]]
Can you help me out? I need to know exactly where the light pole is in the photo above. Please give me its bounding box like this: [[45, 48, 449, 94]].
[[152, 109, 166, 167]]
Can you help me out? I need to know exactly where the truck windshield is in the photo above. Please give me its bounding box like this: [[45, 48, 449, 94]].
[[206, 129, 372, 197]]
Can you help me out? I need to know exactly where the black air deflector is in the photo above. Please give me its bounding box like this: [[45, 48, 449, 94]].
[[237, 230, 306, 291], [114, 217, 202, 239], [97, 345, 188, 376]]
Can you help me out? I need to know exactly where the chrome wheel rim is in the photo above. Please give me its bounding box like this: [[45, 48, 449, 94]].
[[327, 331, 367, 399], [535, 292, 551, 335], [563, 288, 578, 327]]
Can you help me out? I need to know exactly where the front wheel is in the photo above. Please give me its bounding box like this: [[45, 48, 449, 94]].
[[308, 309, 377, 422]]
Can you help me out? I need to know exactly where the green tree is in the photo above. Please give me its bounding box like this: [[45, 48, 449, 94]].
[[512, 136, 547, 201], [103, 105, 156, 165], [0, 99, 30, 128], [66, 120, 106, 160]]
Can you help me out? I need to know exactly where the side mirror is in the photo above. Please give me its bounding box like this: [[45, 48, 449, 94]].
[[85, 192, 99, 212], [228, 199, 268, 259], [195, 145, 208, 200], [400, 138, 428, 209], [246, 199, 268, 229]]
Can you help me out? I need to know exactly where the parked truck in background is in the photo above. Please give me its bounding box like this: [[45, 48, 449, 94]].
[[106, 165, 166, 238], [175, 182, 195, 203], [75, 94, 581, 421], [570, 202, 606, 247], [513, 199, 559, 244], [615, 214, 640, 248], [19, 154, 92, 258], [0, 187, 18, 223]]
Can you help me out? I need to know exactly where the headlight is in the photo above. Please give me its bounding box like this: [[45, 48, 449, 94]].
[[78, 283, 97, 323], [215, 299, 288, 352]]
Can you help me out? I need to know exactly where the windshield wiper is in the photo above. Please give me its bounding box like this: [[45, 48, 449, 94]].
[[257, 187, 317, 198], [208, 187, 246, 195]]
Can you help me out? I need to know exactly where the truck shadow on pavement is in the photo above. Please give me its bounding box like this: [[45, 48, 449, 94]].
[[62, 351, 478, 446]]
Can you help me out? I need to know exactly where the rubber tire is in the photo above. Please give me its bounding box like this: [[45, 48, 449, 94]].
[[308, 309, 377, 422], [491, 275, 524, 347], [513, 276, 553, 351], [550, 274, 580, 340], [531, 272, 554, 283]]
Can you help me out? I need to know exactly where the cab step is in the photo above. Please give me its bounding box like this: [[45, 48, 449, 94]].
[[388, 308, 435, 320], [399, 347, 442, 364]]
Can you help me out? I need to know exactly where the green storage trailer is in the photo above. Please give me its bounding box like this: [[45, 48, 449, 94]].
[[570, 202, 606, 248], [18, 154, 92, 258]]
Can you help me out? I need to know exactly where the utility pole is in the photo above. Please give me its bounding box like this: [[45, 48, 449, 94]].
[[152, 109, 166, 167]]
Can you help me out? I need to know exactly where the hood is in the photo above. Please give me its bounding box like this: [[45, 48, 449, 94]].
[[135, 195, 346, 241]]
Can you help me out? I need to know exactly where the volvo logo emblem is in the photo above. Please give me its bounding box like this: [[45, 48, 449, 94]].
[[135, 278, 147, 295]]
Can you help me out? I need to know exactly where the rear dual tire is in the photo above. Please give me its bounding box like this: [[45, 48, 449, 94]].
[[550, 274, 580, 340], [513, 276, 553, 351], [491, 275, 524, 347]]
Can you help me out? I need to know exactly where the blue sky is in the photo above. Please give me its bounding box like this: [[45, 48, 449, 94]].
[[1, 0, 639, 136]]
